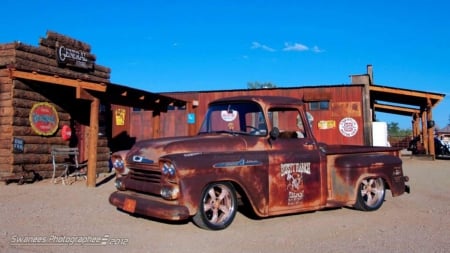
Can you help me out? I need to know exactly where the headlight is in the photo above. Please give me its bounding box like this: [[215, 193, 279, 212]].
[[160, 185, 180, 200], [113, 158, 125, 169], [115, 178, 125, 190], [112, 157, 129, 176], [162, 162, 176, 177]]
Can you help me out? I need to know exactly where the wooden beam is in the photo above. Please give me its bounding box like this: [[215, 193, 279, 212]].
[[370, 85, 443, 101], [9, 69, 107, 92], [373, 103, 420, 115], [86, 97, 100, 187], [76, 87, 95, 100]]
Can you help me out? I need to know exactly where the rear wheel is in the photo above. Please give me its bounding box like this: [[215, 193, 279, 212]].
[[354, 177, 385, 211], [192, 182, 237, 230]]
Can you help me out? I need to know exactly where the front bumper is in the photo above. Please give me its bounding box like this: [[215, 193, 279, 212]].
[[109, 191, 190, 221]]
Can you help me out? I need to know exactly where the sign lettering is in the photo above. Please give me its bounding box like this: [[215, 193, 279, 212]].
[[29, 102, 59, 136]]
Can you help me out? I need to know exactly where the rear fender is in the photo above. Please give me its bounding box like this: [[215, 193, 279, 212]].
[[329, 154, 402, 204]]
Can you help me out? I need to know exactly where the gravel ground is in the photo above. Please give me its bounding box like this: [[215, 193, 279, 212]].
[[0, 157, 449, 253]]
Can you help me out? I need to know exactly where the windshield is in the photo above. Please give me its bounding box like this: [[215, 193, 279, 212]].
[[199, 101, 267, 136]]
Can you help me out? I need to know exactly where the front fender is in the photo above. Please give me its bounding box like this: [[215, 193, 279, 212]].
[[164, 152, 269, 217]]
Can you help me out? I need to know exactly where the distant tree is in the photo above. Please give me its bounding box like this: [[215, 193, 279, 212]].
[[387, 122, 412, 137], [247, 81, 277, 89]]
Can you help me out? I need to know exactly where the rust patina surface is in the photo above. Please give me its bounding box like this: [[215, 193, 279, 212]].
[[109, 96, 409, 230]]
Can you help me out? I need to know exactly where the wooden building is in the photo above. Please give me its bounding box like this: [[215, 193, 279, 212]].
[[0, 31, 185, 185], [119, 65, 445, 158], [0, 31, 445, 185]]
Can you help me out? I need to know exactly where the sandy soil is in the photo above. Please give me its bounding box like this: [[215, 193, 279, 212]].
[[0, 157, 449, 253]]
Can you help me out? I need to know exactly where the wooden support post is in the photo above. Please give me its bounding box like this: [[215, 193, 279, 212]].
[[413, 113, 420, 137], [87, 97, 99, 187], [427, 105, 435, 159], [362, 81, 373, 146], [152, 110, 160, 138], [421, 111, 428, 154]]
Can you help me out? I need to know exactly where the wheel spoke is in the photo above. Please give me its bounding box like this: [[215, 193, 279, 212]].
[[219, 204, 230, 215], [210, 209, 219, 223], [203, 202, 213, 212], [366, 191, 374, 203], [217, 188, 228, 201], [361, 188, 368, 196], [208, 188, 216, 199], [361, 179, 369, 187]]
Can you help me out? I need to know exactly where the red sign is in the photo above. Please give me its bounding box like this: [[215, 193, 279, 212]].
[[29, 102, 59, 136]]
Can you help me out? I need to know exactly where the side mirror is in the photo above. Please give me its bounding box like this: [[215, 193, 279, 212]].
[[270, 127, 280, 139]]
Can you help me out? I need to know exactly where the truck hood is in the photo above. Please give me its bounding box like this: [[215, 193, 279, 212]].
[[126, 134, 248, 163]]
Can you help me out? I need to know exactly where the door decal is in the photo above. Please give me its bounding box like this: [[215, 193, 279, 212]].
[[281, 162, 311, 205]]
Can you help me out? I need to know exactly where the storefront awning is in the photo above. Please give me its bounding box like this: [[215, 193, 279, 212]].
[[8, 68, 186, 110]]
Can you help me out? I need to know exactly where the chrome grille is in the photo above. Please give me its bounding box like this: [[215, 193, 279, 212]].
[[129, 168, 161, 183], [124, 164, 161, 195]]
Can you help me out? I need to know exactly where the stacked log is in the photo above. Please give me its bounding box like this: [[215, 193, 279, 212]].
[[0, 30, 111, 83], [0, 31, 113, 178]]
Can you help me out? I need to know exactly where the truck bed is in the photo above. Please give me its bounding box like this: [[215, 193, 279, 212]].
[[323, 144, 402, 156]]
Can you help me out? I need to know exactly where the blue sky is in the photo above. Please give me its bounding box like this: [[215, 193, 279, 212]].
[[1, 0, 449, 129]]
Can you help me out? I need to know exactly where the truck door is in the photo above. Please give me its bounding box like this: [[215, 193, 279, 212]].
[[266, 107, 324, 215]]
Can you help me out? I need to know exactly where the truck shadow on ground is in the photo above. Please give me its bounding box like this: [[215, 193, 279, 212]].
[[115, 208, 191, 226]]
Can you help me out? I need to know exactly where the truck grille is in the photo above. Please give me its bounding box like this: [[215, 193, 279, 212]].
[[129, 168, 161, 183], [124, 164, 161, 196]]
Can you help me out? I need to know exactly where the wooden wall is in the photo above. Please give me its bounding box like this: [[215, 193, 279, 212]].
[[0, 76, 111, 178], [123, 85, 366, 146], [0, 31, 112, 178]]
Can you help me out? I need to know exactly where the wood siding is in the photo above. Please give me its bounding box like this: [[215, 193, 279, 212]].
[[0, 32, 112, 178], [121, 85, 366, 146]]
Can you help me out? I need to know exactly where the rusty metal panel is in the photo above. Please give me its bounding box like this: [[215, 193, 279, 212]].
[[123, 86, 366, 145], [160, 85, 365, 145]]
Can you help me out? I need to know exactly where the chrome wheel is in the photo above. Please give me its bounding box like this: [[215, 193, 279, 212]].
[[354, 177, 385, 211], [192, 182, 237, 230]]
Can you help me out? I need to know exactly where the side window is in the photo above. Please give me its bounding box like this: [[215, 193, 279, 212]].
[[308, 100, 329, 111], [244, 111, 267, 135], [269, 108, 306, 138]]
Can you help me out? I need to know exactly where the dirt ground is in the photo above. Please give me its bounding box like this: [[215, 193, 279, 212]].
[[0, 157, 449, 253]]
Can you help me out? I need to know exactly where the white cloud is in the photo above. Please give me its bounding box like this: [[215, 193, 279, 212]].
[[251, 41, 325, 53], [251, 41, 276, 52], [312, 45, 325, 53], [283, 42, 309, 52]]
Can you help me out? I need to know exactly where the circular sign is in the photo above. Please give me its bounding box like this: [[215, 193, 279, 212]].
[[339, 117, 358, 137], [221, 110, 238, 122], [29, 102, 59, 136], [61, 124, 72, 141]]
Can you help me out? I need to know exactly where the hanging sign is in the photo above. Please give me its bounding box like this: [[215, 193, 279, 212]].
[[29, 102, 59, 136], [115, 108, 126, 126], [56, 45, 94, 70]]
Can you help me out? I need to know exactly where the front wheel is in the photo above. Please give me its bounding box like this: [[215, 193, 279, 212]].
[[192, 182, 238, 230], [354, 177, 385, 211]]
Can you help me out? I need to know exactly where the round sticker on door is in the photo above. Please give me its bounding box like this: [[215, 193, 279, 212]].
[[339, 117, 358, 137]]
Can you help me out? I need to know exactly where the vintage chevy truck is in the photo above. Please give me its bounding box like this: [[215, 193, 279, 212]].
[[109, 96, 410, 230]]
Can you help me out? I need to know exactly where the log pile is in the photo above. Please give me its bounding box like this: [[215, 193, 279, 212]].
[[0, 31, 111, 83], [0, 31, 112, 179]]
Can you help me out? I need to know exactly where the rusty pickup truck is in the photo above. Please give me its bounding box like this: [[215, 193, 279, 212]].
[[109, 96, 410, 230]]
